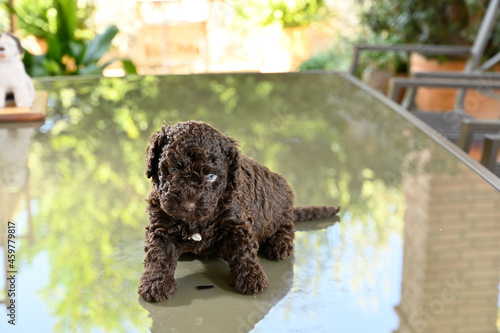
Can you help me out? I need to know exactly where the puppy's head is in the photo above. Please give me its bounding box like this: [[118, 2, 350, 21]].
[[146, 121, 239, 222], [0, 33, 23, 61]]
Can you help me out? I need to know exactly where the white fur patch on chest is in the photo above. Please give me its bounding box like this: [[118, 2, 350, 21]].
[[189, 233, 202, 241]]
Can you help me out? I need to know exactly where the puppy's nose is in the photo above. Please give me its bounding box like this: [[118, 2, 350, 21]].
[[181, 201, 196, 211], [0, 47, 4, 51]]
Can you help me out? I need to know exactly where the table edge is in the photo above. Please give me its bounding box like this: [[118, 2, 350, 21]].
[[339, 72, 500, 192]]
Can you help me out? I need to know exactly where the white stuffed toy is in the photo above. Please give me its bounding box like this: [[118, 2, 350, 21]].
[[0, 32, 35, 108]]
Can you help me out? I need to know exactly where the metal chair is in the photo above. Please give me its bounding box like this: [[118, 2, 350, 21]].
[[390, 75, 500, 141], [349, 0, 500, 141], [349, 0, 500, 80], [459, 119, 500, 175]]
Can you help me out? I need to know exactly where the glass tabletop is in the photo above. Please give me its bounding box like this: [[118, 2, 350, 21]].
[[0, 72, 499, 333]]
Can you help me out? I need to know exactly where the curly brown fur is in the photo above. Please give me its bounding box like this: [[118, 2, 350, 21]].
[[138, 121, 340, 302]]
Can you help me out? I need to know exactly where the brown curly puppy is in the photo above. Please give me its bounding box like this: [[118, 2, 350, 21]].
[[138, 121, 340, 302]]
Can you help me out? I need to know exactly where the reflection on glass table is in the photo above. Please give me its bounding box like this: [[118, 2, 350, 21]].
[[0, 72, 498, 332]]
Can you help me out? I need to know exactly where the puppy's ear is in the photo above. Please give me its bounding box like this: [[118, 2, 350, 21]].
[[6, 33, 23, 54], [146, 124, 171, 184], [222, 135, 240, 190]]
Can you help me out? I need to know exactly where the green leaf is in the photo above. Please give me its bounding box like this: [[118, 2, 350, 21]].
[[45, 34, 63, 63], [68, 41, 85, 64], [101, 56, 119, 68], [122, 60, 138, 74], [41, 58, 63, 76], [55, 0, 77, 44], [81, 25, 118, 65], [1, 1, 16, 13], [79, 63, 103, 75]]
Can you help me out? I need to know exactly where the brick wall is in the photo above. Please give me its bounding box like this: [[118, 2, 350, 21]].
[[395, 168, 500, 333]]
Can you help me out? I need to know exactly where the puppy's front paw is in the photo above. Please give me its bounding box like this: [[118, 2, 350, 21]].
[[138, 271, 178, 302], [231, 268, 269, 295]]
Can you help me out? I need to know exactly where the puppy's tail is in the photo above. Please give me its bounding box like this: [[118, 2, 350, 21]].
[[293, 206, 340, 222]]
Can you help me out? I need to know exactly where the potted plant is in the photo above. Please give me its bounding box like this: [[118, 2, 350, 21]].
[[359, 0, 497, 110], [7, 0, 135, 77]]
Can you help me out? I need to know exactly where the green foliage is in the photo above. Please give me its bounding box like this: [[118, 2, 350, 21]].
[[360, 0, 478, 46], [22, 25, 127, 77], [352, 0, 500, 72], [12, 0, 94, 39], [231, 0, 330, 28], [298, 47, 344, 71], [298, 39, 364, 72], [12, 0, 136, 77], [357, 34, 411, 75], [0, 1, 13, 31], [359, 0, 500, 60], [298, 37, 408, 74]]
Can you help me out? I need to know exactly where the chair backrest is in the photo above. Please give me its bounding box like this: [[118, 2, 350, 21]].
[[464, 0, 500, 72], [455, 0, 500, 110], [480, 134, 500, 173]]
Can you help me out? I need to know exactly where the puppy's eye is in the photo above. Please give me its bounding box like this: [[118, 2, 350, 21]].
[[206, 174, 217, 182], [170, 167, 179, 174]]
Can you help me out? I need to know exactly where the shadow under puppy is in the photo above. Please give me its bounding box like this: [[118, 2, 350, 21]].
[[139, 121, 340, 302]]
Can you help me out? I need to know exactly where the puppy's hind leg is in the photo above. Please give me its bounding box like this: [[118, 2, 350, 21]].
[[260, 212, 295, 261]]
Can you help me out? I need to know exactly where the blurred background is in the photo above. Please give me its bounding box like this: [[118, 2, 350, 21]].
[[0, 0, 498, 84], [0, 0, 353, 76]]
